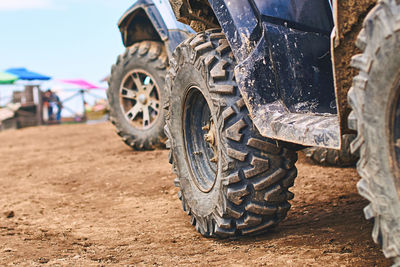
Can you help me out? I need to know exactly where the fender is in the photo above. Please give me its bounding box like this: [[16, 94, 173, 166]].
[[330, 0, 377, 134], [207, 0, 340, 148], [118, 0, 193, 56]]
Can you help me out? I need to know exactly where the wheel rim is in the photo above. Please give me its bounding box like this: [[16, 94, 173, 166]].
[[390, 78, 400, 199], [183, 86, 218, 193], [119, 69, 161, 129]]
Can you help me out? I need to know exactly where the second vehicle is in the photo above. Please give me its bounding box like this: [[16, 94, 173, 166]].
[[107, 0, 192, 150]]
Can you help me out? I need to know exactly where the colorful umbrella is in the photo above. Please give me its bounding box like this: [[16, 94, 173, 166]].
[[57, 79, 105, 121], [59, 79, 99, 89], [0, 72, 18, 84], [5, 68, 51, 81]]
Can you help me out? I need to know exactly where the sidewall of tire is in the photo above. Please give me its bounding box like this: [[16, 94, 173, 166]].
[[168, 60, 223, 216]]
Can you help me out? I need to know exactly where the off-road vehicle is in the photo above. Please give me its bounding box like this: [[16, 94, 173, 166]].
[[107, 0, 192, 150], [164, 0, 400, 263]]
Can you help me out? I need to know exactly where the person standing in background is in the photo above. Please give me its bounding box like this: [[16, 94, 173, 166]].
[[53, 91, 62, 123], [42, 89, 53, 122], [42, 89, 62, 124]]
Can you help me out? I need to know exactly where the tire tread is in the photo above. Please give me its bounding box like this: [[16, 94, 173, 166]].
[[107, 41, 167, 150], [165, 30, 297, 237]]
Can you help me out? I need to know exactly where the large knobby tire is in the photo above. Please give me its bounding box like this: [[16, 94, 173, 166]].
[[303, 134, 358, 167], [107, 41, 168, 150], [348, 0, 400, 262], [164, 29, 298, 237]]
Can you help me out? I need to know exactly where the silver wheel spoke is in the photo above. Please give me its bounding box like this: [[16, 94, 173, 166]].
[[143, 107, 150, 127], [125, 103, 141, 121], [145, 82, 156, 96], [120, 87, 137, 100], [149, 99, 160, 114], [131, 73, 143, 89]]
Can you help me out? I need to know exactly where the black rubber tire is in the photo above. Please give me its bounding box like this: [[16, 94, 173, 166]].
[[107, 41, 168, 150], [303, 134, 358, 167], [348, 0, 400, 262], [165, 29, 298, 237]]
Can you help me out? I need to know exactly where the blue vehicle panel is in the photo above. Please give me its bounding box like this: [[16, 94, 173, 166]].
[[254, 0, 333, 33], [208, 0, 339, 148]]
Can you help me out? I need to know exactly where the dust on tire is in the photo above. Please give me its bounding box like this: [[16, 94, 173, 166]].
[[348, 0, 400, 260], [165, 29, 298, 237]]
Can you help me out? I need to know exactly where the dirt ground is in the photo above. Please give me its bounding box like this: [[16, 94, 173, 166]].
[[0, 122, 392, 266]]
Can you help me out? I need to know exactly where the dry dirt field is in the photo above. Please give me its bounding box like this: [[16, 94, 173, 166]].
[[0, 122, 392, 266]]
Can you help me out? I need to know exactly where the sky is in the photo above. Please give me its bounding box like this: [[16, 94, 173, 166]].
[[0, 0, 132, 82], [0, 0, 135, 116]]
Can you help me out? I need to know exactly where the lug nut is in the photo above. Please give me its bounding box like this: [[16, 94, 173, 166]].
[[204, 133, 214, 145], [396, 138, 400, 148]]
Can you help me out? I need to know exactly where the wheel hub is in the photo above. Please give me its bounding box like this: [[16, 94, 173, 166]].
[[203, 121, 218, 163], [184, 86, 218, 193], [119, 70, 161, 129], [138, 94, 147, 104]]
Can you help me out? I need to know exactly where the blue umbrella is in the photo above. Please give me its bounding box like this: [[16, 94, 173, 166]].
[[5, 68, 51, 81]]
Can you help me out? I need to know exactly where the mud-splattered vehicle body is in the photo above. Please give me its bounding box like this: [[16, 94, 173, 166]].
[[165, 0, 400, 263], [171, 0, 339, 148]]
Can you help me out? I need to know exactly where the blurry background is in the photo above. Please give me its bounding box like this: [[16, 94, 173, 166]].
[[0, 0, 132, 119]]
